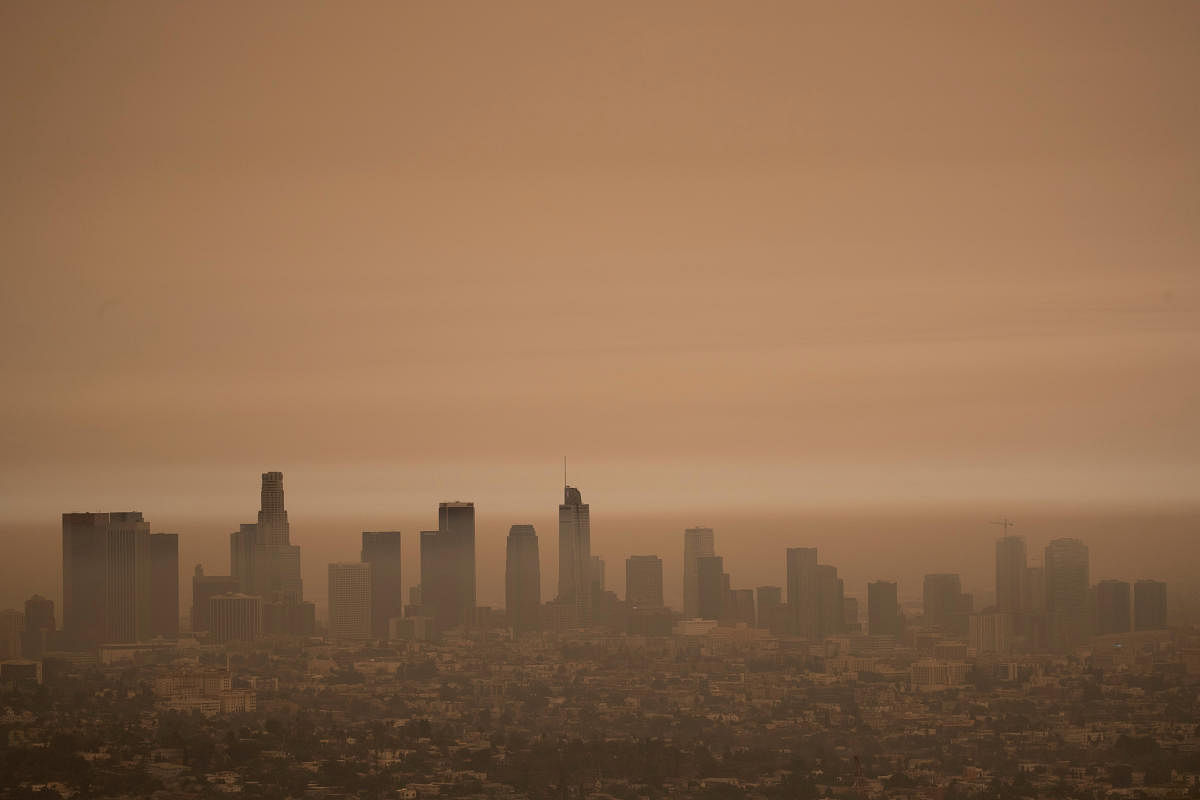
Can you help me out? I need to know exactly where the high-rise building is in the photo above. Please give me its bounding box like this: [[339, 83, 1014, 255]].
[[191, 566, 239, 632], [923, 573, 970, 635], [328, 562, 372, 641], [843, 596, 860, 631], [558, 487, 592, 626], [786, 547, 819, 637], [683, 527, 715, 618], [257, 471, 290, 545], [1024, 565, 1046, 612], [230, 523, 258, 593], [63, 511, 152, 648], [1095, 579, 1132, 635], [1044, 538, 1089, 651], [209, 594, 261, 644], [22, 594, 55, 659], [696, 555, 725, 621], [817, 564, 844, 637], [419, 501, 476, 632], [0, 610, 22, 660], [626, 555, 664, 609], [149, 533, 179, 638], [505, 525, 541, 635], [756, 586, 782, 630], [361, 531, 403, 640], [590, 555, 605, 595], [868, 580, 901, 637], [1134, 579, 1167, 630], [995, 535, 1027, 613], [729, 588, 756, 627], [246, 472, 303, 604]]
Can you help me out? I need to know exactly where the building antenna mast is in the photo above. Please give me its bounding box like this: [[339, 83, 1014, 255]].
[[990, 517, 1016, 534]]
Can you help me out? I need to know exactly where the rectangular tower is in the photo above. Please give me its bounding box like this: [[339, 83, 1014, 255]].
[[505, 525, 541, 635], [995, 535, 1027, 613], [683, 527, 715, 618], [868, 580, 900, 637], [625, 555, 664, 610], [1134, 579, 1167, 630], [558, 487, 591, 626], [696, 555, 725, 621], [1095, 579, 1131, 634], [149, 533, 179, 638], [786, 547, 819, 638], [1045, 538, 1090, 651], [361, 531, 403, 639], [328, 562, 372, 641]]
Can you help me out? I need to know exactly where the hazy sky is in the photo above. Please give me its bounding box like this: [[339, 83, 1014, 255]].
[[2, 1, 1198, 522]]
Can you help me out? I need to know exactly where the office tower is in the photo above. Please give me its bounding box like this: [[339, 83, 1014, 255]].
[[149, 533, 179, 638], [696, 555, 725, 620], [786, 547, 819, 637], [590, 555, 605, 595], [0, 609, 22, 660], [995, 535, 1027, 613], [209, 594, 261, 644], [191, 566, 239, 632], [969, 610, 1014, 654], [868, 580, 901, 636], [683, 527, 715, 618], [1095, 579, 1131, 635], [923, 573, 970, 635], [558, 487, 592, 626], [230, 523, 258, 593], [843, 597, 860, 631], [22, 595, 55, 659], [361, 531, 403, 640], [756, 586, 782, 629], [505, 525, 541, 634], [328, 562, 372, 641], [626, 555, 664, 609], [1044, 538, 1090, 651], [63, 512, 153, 648], [1024, 565, 1046, 612], [1134, 580, 1167, 630], [440, 501, 477, 628], [730, 588, 756, 626], [243, 472, 303, 604], [817, 564, 844, 637]]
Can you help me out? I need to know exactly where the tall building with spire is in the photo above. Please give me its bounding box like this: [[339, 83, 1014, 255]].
[[558, 486, 592, 627], [683, 527, 715, 618], [505, 525, 541, 635]]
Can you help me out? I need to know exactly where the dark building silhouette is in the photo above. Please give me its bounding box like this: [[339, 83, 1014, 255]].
[[230, 523, 258, 593], [729, 588, 756, 626], [0, 610, 21, 660], [786, 547, 819, 637], [505, 525, 541, 634], [868, 580, 901, 637], [558, 486, 591, 626], [696, 555, 725, 621], [756, 586, 782, 630], [191, 565, 239, 632], [420, 501, 476, 632], [328, 562, 372, 640], [22, 594, 55, 659], [1045, 538, 1090, 650], [817, 563, 844, 637], [843, 596, 860, 631], [209, 593, 261, 644], [625, 555, 664, 609], [1134, 579, 1167, 630], [683, 527, 715, 618], [995, 535, 1027, 613], [923, 573, 971, 636], [361, 531, 403, 639], [149, 533, 179, 638], [1095, 579, 1132, 634], [62, 511, 152, 648]]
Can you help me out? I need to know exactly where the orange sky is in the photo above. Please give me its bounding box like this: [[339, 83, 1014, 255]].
[[2, 1, 1198, 520]]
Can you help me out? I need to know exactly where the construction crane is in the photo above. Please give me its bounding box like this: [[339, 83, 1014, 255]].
[[990, 517, 1016, 535]]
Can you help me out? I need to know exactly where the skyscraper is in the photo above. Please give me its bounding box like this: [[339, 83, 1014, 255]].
[[786, 547, 819, 638], [328, 562, 372, 641], [22, 594, 55, 659], [729, 588, 756, 627], [191, 565, 239, 632], [755, 586, 782, 630], [0, 610, 22, 660], [923, 573, 970, 635], [626, 555, 664, 609], [230, 523, 258, 593], [149, 533, 179, 638], [1134, 579, 1167, 630], [419, 501, 476, 632], [995, 535, 1027, 613], [1044, 538, 1089, 651], [361, 531, 403, 640], [558, 486, 591, 626], [209, 594, 261, 644], [505, 525, 541, 635], [817, 563, 844, 637], [1095, 579, 1131, 634], [257, 471, 290, 545], [696, 555, 725, 620], [683, 527, 715, 618], [868, 580, 901, 637], [62, 511, 153, 648], [590, 555, 606, 595], [249, 472, 303, 603]]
